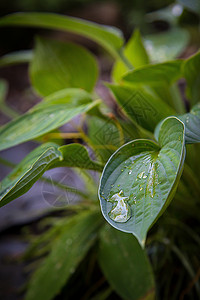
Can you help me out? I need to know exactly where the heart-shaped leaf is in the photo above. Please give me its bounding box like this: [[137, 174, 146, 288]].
[[178, 103, 200, 143], [0, 88, 98, 151], [30, 37, 98, 96], [0, 12, 123, 59], [99, 117, 185, 246]]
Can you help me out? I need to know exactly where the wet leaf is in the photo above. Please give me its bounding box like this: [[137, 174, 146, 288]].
[[178, 103, 200, 143], [99, 117, 185, 246]]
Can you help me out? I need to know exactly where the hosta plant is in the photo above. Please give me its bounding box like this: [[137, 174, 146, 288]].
[[0, 12, 200, 300]]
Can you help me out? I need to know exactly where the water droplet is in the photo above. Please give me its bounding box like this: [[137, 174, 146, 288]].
[[143, 174, 147, 179], [138, 171, 145, 179], [128, 170, 132, 175], [107, 190, 131, 223], [139, 187, 143, 191], [121, 169, 124, 172]]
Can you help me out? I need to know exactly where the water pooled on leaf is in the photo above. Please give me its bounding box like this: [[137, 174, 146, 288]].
[[107, 190, 131, 223]]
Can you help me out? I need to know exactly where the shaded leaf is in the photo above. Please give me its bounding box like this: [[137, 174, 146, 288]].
[[182, 51, 200, 105], [99, 117, 185, 246], [98, 225, 155, 300], [107, 84, 174, 131], [30, 37, 98, 96], [54, 143, 104, 172], [0, 143, 62, 207], [0, 50, 32, 67], [112, 29, 149, 82], [0, 88, 98, 151], [178, 103, 200, 143], [122, 60, 182, 85], [25, 210, 103, 300], [144, 28, 189, 62], [0, 12, 124, 59]]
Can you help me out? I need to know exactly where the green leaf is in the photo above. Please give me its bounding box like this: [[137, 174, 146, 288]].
[[54, 143, 104, 172], [0, 142, 103, 206], [112, 29, 149, 82], [25, 210, 103, 300], [122, 60, 182, 85], [87, 115, 121, 163], [98, 117, 185, 246], [178, 103, 200, 143], [144, 28, 189, 62], [0, 143, 62, 207], [98, 225, 155, 300], [0, 12, 124, 59], [0, 50, 33, 67], [30, 37, 98, 96], [178, 0, 200, 14], [107, 84, 175, 131], [0, 88, 98, 151], [182, 51, 200, 105]]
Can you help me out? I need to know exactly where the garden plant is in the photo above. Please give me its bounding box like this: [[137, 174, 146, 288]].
[[0, 11, 200, 300]]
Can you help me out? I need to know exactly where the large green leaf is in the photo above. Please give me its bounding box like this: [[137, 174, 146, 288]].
[[144, 28, 189, 62], [30, 37, 98, 96], [0, 12, 124, 59], [98, 225, 155, 300], [112, 29, 149, 82], [0, 143, 62, 207], [182, 51, 200, 105], [0, 88, 98, 151], [25, 210, 103, 300], [98, 117, 185, 246], [107, 84, 174, 131], [178, 103, 200, 143], [122, 60, 182, 85]]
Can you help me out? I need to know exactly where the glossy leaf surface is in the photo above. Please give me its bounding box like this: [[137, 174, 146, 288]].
[[99, 117, 185, 245], [98, 225, 155, 300]]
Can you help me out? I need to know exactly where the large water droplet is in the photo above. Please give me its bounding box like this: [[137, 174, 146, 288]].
[[107, 190, 131, 223], [138, 171, 145, 179]]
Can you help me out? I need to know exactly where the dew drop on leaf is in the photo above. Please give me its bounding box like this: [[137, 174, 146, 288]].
[[107, 190, 131, 223]]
